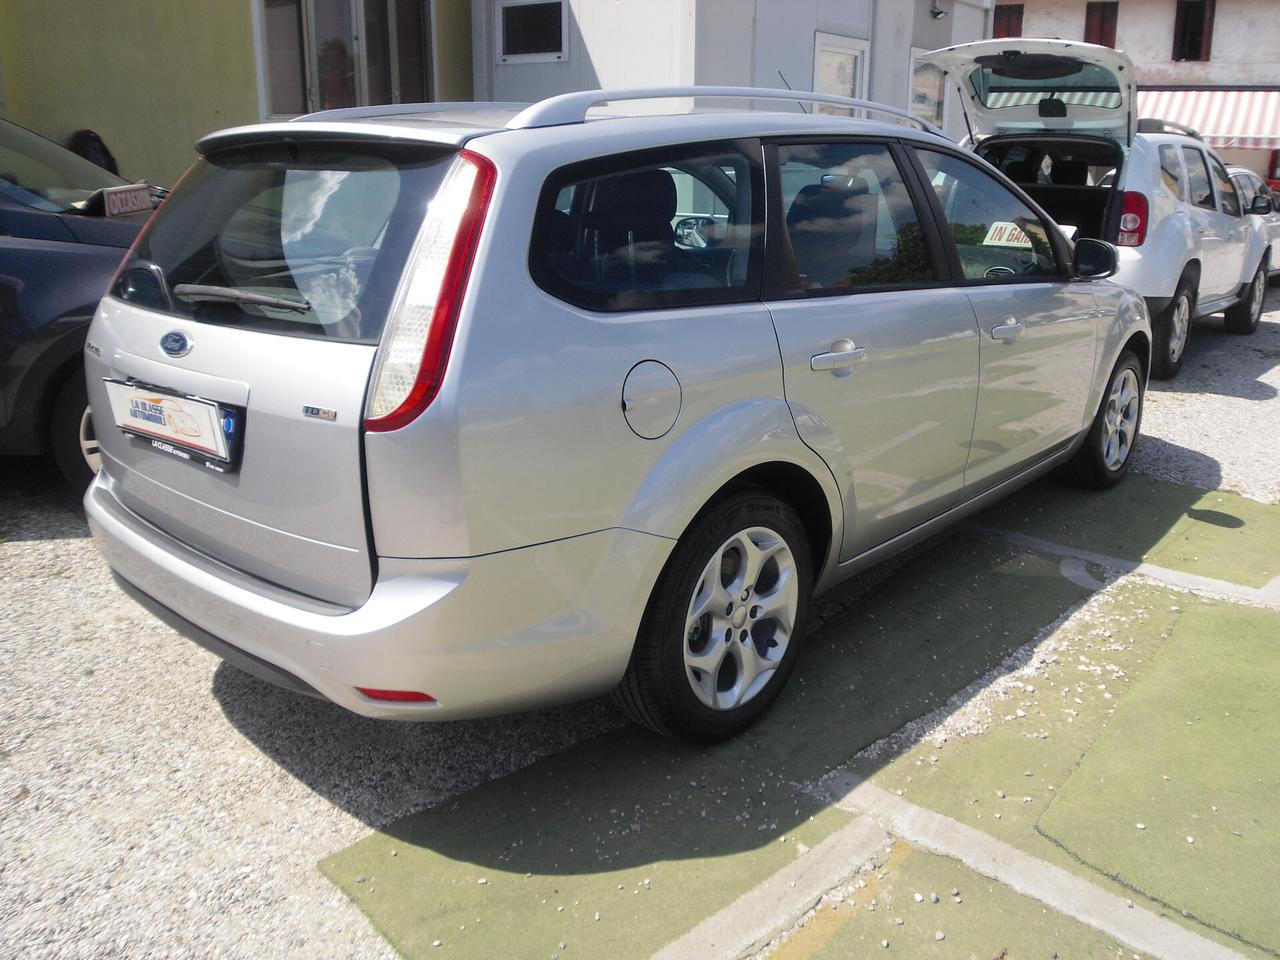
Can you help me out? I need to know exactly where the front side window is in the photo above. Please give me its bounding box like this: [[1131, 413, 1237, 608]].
[[530, 142, 760, 311], [1182, 147, 1215, 209], [1210, 157, 1240, 215], [776, 142, 934, 293], [1232, 174, 1255, 209], [1158, 143, 1187, 200], [0, 119, 125, 212], [915, 149, 1059, 282]]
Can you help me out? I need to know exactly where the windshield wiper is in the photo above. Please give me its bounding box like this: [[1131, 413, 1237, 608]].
[[173, 283, 310, 313]]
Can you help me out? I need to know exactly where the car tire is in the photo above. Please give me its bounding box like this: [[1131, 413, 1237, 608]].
[[1224, 260, 1267, 335], [1151, 279, 1194, 380], [51, 372, 98, 489], [1063, 350, 1144, 490], [614, 491, 812, 743]]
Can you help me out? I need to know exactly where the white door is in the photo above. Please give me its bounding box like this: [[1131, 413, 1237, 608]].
[[813, 33, 869, 111]]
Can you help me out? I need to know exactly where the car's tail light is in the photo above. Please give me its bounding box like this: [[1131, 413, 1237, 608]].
[[355, 687, 437, 703], [1116, 191, 1148, 247], [364, 150, 496, 432]]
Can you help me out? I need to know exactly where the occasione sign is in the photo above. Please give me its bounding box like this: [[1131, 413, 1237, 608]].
[[102, 183, 154, 218]]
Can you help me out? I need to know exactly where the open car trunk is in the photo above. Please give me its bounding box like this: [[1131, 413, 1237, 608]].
[[976, 134, 1124, 242]]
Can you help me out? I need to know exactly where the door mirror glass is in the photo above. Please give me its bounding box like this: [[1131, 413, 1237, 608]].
[[1250, 194, 1274, 215], [1073, 237, 1118, 279]]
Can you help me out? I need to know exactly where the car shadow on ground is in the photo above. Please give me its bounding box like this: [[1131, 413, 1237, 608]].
[[0, 455, 88, 542], [1166, 297, 1280, 402], [211, 438, 1231, 880]]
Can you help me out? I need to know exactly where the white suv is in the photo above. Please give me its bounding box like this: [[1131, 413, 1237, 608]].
[[923, 39, 1270, 378]]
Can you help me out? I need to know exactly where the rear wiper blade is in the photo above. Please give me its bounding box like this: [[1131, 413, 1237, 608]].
[[173, 283, 310, 313]]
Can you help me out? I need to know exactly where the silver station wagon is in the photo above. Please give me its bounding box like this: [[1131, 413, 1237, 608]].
[[85, 87, 1150, 742]]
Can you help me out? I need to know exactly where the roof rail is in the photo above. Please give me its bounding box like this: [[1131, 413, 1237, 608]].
[[293, 101, 529, 123], [1136, 117, 1203, 141], [505, 86, 946, 137]]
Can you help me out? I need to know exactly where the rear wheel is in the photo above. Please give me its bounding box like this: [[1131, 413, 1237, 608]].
[[51, 373, 98, 489], [615, 492, 812, 742], [1224, 260, 1266, 334], [1063, 350, 1144, 489], [1152, 281, 1193, 379]]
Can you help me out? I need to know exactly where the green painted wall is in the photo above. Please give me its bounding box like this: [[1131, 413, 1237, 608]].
[[433, 0, 473, 101], [0, 0, 260, 186]]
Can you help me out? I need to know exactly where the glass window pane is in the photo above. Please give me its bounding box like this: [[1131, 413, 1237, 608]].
[[501, 1, 563, 57], [530, 143, 758, 311], [1159, 144, 1187, 200], [1210, 157, 1240, 215], [395, 0, 429, 102], [264, 0, 307, 115], [363, 0, 392, 104], [314, 0, 357, 109], [779, 142, 934, 291], [1182, 147, 1215, 209], [911, 60, 945, 128], [915, 149, 1059, 281]]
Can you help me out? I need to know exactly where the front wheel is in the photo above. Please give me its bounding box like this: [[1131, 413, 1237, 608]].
[[614, 492, 812, 742], [1224, 260, 1266, 334], [1063, 351, 1144, 489]]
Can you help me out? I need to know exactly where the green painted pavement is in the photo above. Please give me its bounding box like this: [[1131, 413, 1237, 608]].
[[865, 583, 1275, 960], [320, 534, 1091, 960], [771, 843, 1137, 959], [989, 474, 1280, 588], [1038, 601, 1280, 956]]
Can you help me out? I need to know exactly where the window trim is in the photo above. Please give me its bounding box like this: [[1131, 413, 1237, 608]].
[[496, 0, 568, 65], [527, 138, 765, 314], [759, 137, 956, 302], [902, 144, 1074, 286]]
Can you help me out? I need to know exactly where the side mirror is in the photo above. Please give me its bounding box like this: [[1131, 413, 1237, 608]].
[[1073, 238, 1118, 280], [1250, 195, 1273, 215]]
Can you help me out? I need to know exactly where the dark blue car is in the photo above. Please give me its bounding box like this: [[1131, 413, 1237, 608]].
[[0, 118, 158, 485]]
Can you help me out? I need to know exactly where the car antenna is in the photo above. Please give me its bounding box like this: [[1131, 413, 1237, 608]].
[[777, 71, 808, 113]]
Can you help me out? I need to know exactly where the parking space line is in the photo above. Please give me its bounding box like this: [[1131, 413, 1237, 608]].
[[649, 817, 890, 960], [973, 524, 1280, 610], [816, 772, 1251, 960]]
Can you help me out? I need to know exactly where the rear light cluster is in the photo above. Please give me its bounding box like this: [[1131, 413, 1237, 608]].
[[364, 150, 497, 432], [1116, 191, 1148, 247]]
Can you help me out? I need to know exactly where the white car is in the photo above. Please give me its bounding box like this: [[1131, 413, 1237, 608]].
[[1229, 165, 1280, 280], [923, 39, 1271, 378]]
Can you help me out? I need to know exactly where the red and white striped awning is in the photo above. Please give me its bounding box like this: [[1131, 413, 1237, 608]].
[[1137, 89, 1280, 150]]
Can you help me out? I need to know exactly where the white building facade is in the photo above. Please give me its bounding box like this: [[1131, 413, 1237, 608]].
[[992, 0, 1280, 178], [471, 0, 994, 141]]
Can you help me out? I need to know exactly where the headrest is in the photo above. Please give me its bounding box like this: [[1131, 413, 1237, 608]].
[[1002, 158, 1040, 183], [1050, 159, 1089, 185], [787, 177, 871, 226], [591, 168, 677, 223]]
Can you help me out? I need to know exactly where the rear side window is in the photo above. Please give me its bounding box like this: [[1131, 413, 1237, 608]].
[[111, 141, 456, 343], [1158, 144, 1187, 200], [775, 141, 934, 292], [1182, 146, 1215, 210], [915, 148, 1060, 281], [529, 140, 761, 312]]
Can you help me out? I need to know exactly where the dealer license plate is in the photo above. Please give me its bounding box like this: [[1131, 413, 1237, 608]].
[[103, 379, 235, 465]]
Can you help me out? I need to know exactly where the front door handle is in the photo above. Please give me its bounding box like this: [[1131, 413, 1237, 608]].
[[990, 318, 1024, 342], [810, 338, 867, 373]]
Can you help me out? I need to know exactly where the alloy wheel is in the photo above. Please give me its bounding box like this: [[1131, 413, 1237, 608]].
[[1101, 367, 1140, 471], [682, 526, 798, 711], [1169, 294, 1190, 363]]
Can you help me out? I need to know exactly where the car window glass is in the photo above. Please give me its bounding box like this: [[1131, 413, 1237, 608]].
[[530, 142, 758, 311], [1210, 158, 1240, 215], [1182, 147, 1215, 210], [1255, 176, 1274, 201], [776, 142, 933, 292], [0, 119, 126, 212], [915, 148, 1059, 282], [1233, 174, 1255, 208], [1158, 144, 1187, 200]]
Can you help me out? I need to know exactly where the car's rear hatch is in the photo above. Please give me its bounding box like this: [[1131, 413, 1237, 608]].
[[920, 38, 1136, 145], [88, 134, 459, 607]]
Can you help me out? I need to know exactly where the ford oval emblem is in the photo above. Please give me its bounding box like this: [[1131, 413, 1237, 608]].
[[160, 331, 192, 358]]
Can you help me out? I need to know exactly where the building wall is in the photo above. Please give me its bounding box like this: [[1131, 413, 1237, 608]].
[[434, 0, 478, 100], [0, 0, 260, 186], [994, 0, 1280, 87]]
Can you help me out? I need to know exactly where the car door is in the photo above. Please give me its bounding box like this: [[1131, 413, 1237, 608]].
[[1207, 153, 1252, 290], [1182, 146, 1233, 298], [910, 147, 1100, 494], [763, 139, 980, 561]]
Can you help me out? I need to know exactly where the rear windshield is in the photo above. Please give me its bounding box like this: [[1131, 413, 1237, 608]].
[[110, 140, 455, 343], [969, 54, 1122, 111]]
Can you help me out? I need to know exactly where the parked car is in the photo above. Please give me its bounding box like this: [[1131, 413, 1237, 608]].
[[0, 118, 158, 485], [1229, 165, 1280, 282], [921, 39, 1270, 378], [84, 87, 1149, 742]]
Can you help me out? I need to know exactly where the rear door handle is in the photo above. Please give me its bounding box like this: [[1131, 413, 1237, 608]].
[[810, 339, 867, 373], [990, 319, 1024, 341]]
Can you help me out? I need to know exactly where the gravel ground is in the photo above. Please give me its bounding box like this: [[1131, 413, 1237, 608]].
[[1, 287, 1277, 958], [1132, 283, 1280, 503]]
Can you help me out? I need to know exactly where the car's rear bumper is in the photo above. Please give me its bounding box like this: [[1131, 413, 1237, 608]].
[[86, 470, 672, 719]]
